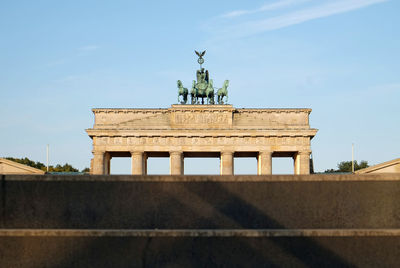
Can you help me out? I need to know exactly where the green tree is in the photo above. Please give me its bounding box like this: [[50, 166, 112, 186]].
[[5, 157, 80, 173], [5, 157, 46, 170], [48, 163, 79, 173], [81, 167, 90, 173], [324, 160, 369, 173]]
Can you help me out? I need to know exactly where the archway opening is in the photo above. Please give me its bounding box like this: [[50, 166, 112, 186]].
[[108, 152, 131, 174], [184, 152, 220, 175], [110, 157, 131, 174], [272, 152, 295, 174], [146, 152, 170, 175], [234, 152, 258, 175]]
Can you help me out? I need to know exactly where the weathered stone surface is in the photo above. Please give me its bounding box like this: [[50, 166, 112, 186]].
[[1, 235, 400, 267], [2, 174, 400, 267], [86, 105, 317, 175], [0, 158, 44, 175], [2, 228, 400, 237], [2, 174, 400, 229], [356, 158, 400, 174]]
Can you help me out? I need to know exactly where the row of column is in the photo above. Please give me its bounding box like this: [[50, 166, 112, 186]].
[[92, 151, 310, 175]]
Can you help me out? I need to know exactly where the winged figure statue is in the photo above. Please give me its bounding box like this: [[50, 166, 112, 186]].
[[195, 50, 206, 58]]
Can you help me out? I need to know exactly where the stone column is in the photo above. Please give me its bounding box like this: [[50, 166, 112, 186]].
[[294, 151, 311, 175], [181, 155, 184, 174], [143, 153, 148, 175], [131, 151, 144, 175], [90, 158, 94, 173], [92, 151, 105, 175], [170, 151, 183, 175], [258, 151, 272, 175], [104, 152, 111, 175], [220, 151, 234, 175]]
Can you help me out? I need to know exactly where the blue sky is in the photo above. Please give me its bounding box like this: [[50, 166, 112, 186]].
[[1, 0, 399, 174]]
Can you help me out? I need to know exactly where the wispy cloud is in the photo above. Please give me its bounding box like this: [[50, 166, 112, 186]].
[[221, 0, 311, 18], [208, 0, 388, 39], [78, 45, 99, 51]]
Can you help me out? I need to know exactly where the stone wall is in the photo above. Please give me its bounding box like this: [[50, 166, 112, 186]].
[[1, 173, 400, 267], [2, 236, 400, 267], [1, 174, 400, 229]]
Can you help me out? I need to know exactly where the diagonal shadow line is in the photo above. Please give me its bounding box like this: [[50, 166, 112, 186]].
[[183, 181, 356, 267], [1, 178, 356, 267], [47, 181, 279, 268]]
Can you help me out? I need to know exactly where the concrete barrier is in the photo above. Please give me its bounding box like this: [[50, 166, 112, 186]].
[[1, 174, 400, 267], [1, 234, 400, 267], [1, 174, 400, 229]]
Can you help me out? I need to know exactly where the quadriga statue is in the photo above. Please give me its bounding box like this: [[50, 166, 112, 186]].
[[177, 51, 229, 105], [190, 80, 197, 104], [177, 80, 188, 104], [206, 79, 215, 104], [217, 80, 229, 104]]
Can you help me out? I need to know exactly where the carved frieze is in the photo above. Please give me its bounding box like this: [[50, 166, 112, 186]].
[[170, 110, 232, 128], [98, 135, 309, 147], [91, 106, 313, 130], [88, 106, 317, 154]]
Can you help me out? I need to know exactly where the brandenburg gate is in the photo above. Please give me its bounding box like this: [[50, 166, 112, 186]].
[[86, 51, 318, 175]]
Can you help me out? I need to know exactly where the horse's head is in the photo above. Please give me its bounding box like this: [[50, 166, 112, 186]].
[[177, 80, 182, 88], [224, 80, 229, 88]]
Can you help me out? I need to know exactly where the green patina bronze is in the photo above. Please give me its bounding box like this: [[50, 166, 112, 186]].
[[217, 80, 229, 104], [177, 80, 188, 104], [206, 79, 215, 104], [177, 51, 229, 105]]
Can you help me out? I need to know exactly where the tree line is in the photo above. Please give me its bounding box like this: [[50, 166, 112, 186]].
[[324, 160, 369, 173], [5, 157, 89, 173], [5, 157, 369, 174]]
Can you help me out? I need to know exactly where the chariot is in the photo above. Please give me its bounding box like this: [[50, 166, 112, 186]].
[[177, 51, 228, 105]]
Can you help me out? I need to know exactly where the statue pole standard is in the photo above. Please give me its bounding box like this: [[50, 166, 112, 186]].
[[195, 50, 205, 69], [193, 50, 209, 105]]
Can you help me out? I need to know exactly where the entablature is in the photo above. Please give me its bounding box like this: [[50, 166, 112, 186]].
[[90, 105, 314, 130], [86, 128, 318, 139]]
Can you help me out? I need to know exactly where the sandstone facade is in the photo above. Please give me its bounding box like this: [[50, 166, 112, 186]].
[[356, 158, 400, 174], [86, 105, 318, 175], [0, 158, 45, 175]]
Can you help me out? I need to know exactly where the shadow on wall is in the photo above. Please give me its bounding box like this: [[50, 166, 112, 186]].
[[26, 182, 355, 267], [0, 177, 359, 267]]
